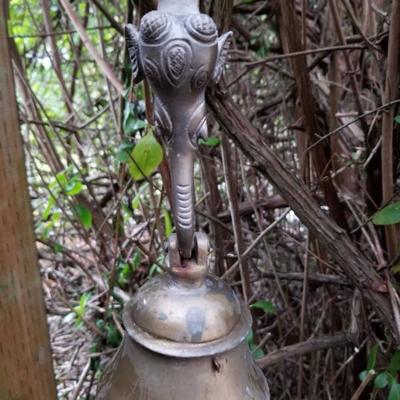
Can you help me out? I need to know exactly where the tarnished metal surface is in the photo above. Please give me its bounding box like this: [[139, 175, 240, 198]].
[[97, 337, 270, 400], [125, 0, 231, 258], [96, 1, 270, 398], [123, 232, 252, 358]]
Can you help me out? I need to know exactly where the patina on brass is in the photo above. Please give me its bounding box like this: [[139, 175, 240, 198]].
[[97, 233, 270, 399], [125, 0, 231, 258], [96, 1, 270, 398]]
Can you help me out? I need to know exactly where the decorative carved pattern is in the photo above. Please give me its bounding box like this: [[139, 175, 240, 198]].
[[163, 40, 192, 87], [176, 184, 192, 229], [187, 102, 208, 147], [211, 32, 233, 84], [140, 11, 170, 43], [184, 14, 217, 43], [154, 100, 173, 142], [143, 57, 161, 85], [124, 8, 232, 258], [125, 24, 143, 83], [191, 66, 209, 91]]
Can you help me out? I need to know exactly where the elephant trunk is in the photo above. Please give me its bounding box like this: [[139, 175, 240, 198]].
[[170, 146, 194, 259]]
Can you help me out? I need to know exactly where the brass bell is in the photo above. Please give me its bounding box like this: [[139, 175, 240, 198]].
[[97, 233, 270, 399], [96, 1, 270, 398]]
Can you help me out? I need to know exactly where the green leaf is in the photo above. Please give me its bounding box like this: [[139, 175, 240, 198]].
[[251, 346, 265, 360], [148, 255, 164, 277], [372, 202, 400, 225], [389, 382, 400, 400], [389, 350, 400, 375], [148, 263, 163, 277], [374, 371, 389, 389], [131, 183, 149, 209], [42, 196, 56, 220], [131, 251, 142, 271], [128, 132, 163, 181], [131, 192, 141, 209], [50, 170, 68, 191], [51, 210, 61, 224], [199, 136, 220, 147], [117, 262, 131, 286], [76, 292, 91, 317], [106, 323, 122, 347], [394, 115, 400, 125], [73, 292, 91, 327], [250, 299, 276, 314], [53, 242, 64, 254], [72, 204, 93, 229], [367, 344, 378, 370], [65, 180, 83, 196], [123, 102, 146, 135], [245, 329, 265, 359], [246, 329, 255, 346], [359, 370, 368, 382], [116, 140, 135, 163], [163, 209, 173, 238]]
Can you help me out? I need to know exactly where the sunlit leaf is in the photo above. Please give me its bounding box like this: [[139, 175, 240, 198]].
[[163, 209, 173, 238], [372, 202, 400, 225], [128, 132, 163, 181], [65, 180, 83, 196], [199, 136, 220, 147], [72, 204, 93, 229], [250, 299, 276, 314], [42, 196, 56, 220]]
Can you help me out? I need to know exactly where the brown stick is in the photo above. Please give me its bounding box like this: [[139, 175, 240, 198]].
[[59, 0, 123, 94], [207, 90, 398, 341], [257, 333, 352, 368], [381, 0, 400, 261], [279, 0, 348, 230], [221, 136, 252, 303]]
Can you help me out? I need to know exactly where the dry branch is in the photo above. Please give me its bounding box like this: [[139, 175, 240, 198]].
[[257, 333, 353, 368], [59, 0, 123, 94], [207, 90, 398, 341]]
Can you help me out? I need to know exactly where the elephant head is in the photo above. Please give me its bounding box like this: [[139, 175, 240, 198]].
[[125, 3, 231, 259]]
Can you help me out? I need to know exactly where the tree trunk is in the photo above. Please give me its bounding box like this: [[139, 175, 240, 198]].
[[0, 3, 57, 398]]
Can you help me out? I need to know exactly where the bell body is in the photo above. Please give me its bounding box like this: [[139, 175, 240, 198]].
[[97, 336, 269, 400], [96, 235, 270, 399]]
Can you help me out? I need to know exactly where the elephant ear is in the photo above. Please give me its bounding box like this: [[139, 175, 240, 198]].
[[211, 31, 233, 84], [125, 24, 143, 84]]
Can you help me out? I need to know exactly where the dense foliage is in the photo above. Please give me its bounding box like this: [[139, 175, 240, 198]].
[[7, 0, 400, 398]]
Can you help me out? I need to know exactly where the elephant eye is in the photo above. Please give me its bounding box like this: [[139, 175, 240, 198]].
[[184, 14, 217, 43], [140, 11, 170, 43]]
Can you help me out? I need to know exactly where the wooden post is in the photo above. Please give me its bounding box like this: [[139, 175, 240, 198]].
[[0, 4, 57, 399]]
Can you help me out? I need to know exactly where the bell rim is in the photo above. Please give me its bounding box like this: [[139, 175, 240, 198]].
[[123, 300, 252, 358]]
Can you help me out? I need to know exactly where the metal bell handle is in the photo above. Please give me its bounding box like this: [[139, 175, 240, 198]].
[[125, 2, 232, 259]]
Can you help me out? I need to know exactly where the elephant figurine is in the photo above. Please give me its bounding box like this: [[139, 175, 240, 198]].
[[125, 2, 232, 259]]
